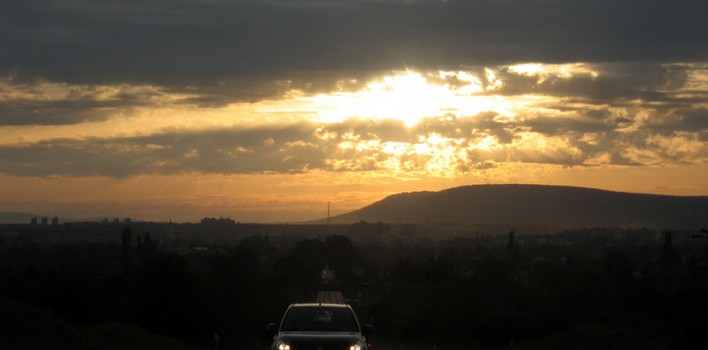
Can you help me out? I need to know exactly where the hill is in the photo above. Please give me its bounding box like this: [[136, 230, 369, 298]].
[[325, 184, 708, 229]]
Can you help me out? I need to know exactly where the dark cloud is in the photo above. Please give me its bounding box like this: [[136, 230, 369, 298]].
[[167, 71, 378, 107], [0, 76, 169, 125], [520, 112, 610, 136], [1, 0, 706, 90], [480, 63, 692, 103], [0, 93, 156, 125], [0, 124, 328, 177], [645, 108, 708, 134], [0, 99, 112, 125]]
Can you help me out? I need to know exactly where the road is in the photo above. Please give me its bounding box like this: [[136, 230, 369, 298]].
[[316, 290, 345, 304]]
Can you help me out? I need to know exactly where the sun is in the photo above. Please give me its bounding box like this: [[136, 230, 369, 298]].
[[357, 71, 454, 126], [310, 71, 458, 126]]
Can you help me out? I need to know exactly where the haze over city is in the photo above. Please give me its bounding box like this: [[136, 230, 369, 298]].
[[1, 0, 706, 222]]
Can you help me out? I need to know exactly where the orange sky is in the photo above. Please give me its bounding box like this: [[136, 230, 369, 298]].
[[1, 65, 707, 222]]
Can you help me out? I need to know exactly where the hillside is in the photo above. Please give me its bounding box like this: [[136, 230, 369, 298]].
[[326, 184, 708, 229]]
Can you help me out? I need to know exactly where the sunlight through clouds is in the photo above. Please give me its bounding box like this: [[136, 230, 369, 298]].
[[508, 63, 599, 81], [1, 63, 707, 221], [308, 71, 455, 126], [284, 70, 552, 127]]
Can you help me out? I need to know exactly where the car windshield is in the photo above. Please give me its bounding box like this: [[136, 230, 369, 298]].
[[281, 306, 359, 332]]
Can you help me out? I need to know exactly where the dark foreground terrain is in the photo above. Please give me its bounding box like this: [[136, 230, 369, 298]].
[[1, 222, 708, 349]]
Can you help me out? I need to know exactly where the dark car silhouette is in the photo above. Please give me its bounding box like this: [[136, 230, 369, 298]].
[[267, 303, 374, 350]]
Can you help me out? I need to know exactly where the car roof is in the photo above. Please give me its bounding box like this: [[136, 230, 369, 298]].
[[289, 303, 350, 308]]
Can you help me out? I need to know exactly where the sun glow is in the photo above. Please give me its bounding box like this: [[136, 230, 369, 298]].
[[508, 63, 599, 81], [301, 70, 542, 127], [309, 71, 455, 126]]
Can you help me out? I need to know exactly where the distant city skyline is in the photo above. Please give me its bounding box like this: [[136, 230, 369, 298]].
[[1, 0, 706, 222]]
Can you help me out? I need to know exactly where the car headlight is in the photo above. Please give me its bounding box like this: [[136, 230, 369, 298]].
[[278, 342, 291, 350], [349, 344, 362, 350]]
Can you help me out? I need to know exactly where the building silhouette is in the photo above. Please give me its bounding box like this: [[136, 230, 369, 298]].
[[200, 217, 236, 226]]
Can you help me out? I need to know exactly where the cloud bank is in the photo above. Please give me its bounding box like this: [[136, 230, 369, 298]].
[[2, 0, 706, 86]]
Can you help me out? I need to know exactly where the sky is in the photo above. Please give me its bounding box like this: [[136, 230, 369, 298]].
[[1, 0, 707, 222]]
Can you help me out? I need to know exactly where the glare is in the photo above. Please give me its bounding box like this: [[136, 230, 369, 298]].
[[484, 68, 503, 90], [314, 71, 454, 126], [382, 142, 409, 156], [471, 135, 497, 151], [508, 63, 545, 76], [301, 70, 539, 127]]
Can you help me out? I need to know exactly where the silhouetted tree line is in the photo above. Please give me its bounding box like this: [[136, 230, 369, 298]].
[[2, 227, 708, 348]]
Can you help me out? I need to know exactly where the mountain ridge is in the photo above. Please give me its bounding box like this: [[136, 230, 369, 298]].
[[322, 184, 708, 229]]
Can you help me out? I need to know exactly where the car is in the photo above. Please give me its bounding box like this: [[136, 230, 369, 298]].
[[266, 303, 375, 350]]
